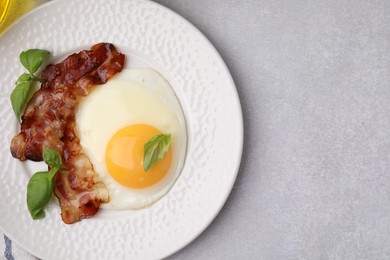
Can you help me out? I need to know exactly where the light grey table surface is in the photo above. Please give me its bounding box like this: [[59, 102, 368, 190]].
[[152, 0, 390, 259], [3, 0, 390, 259]]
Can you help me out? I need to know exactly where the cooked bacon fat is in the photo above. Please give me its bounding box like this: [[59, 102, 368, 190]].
[[10, 43, 125, 224]]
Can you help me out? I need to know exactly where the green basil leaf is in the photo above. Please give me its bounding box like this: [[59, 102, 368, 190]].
[[47, 166, 60, 179], [143, 134, 171, 172], [16, 73, 33, 84], [20, 49, 50, 74], [43, 147, 62, 168], [11, 49, 50, 121], [32, 210, 45, 220], [26, 170, 55, 220], [10, 81, 31, 120]]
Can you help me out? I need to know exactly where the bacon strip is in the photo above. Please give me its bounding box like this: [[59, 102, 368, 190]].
[[10, 43, 125, 224]]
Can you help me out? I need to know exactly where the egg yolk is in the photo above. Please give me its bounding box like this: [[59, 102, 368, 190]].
[[105, 124, 172, 189]]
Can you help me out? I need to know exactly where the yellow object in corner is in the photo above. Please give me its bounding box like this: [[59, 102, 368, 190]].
[[0, 0, 45, 35]]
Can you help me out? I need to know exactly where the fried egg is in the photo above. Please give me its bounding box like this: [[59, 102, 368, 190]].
[[75, 68, 187, 210]]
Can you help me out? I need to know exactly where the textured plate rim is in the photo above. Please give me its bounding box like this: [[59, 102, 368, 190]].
[[151, 4, 244, 259]]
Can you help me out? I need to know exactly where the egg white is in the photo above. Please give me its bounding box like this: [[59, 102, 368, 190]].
[[75, 68, 187, 210]]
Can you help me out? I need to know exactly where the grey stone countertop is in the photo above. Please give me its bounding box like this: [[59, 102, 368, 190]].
[[152, 0, 390, 259]]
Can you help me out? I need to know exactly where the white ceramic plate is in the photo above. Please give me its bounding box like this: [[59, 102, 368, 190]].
[[0, 0, 243, 259]]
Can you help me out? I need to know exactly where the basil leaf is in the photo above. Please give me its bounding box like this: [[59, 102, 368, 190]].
[[26, 167, 58, 220], [43, 147, 62, 168], [26, 147, 61, 220], [10, 81, 31, 120], [32, 210, 45, 220], [20, 49, 50, 74], [143, 134, 171, 171], [47, 166, 60, 179], [16, 73, 33, 84], [11, 49, 50, 121]]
